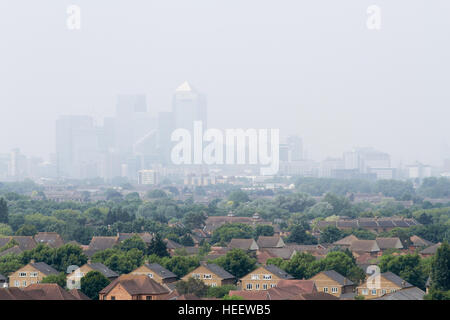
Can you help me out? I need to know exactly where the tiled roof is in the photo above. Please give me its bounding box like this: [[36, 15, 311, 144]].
[[263, 265, 294, 280], [99, 274, 170, 296], [376, 237, 403, 250], [0, 245, 23, 257], [203, 263, 235, 280], [333, 235, 358, 246], [410, 235, 434, 247], [69, 289, 91, 300], [11, 236, 37, 251], [374, 287, 425, 300], [382, 272, 413, 288], [0, 273, 6, 281], [87, 263, 119, 278], [420, 243, 441, 255], [228, 238, 258, 250], [24, 283, 79, 300], [349, 240, 380, 253], [0, 287, 34, 300], [320, 270, 354, 286], [30, 262, 59, 276], [144, 263, 177, 280], [85, 236, 118, 256], [229, 290, 270, 300], [257, 236, 284, 248], [34, 232, 65, 248]]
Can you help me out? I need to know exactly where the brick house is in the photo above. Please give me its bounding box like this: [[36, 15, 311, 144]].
[[182, 263, 235, 287], [9, 260, 59, 288], [99, 274, 170, 300], [356, 272, 414, 299], [130, 262, 178, 285], [239, 265, 293, 291], [309, 270, 356, 298], [66, 261, 119, 290], [34, 232, 65, 248]]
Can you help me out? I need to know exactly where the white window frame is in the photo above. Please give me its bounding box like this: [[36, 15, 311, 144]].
[[203, 274, 212, 279], [371, 289, 377, 295], [323, 287, 329, 293], [251, 274, 260, 280], [362, 289, 368, 295], [19, 272, 27, 277], [263, 274, 272, 280], [246, 283, 253, 290], [331, 287, 338, 293]]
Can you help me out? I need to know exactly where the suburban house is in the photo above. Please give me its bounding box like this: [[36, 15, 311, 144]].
[[84, 236, 119, 257], [349, 240, 380, 256], [256, 247, 295, 264], [9, 260, 59, 288], [0, 274, 7, 288], [309, 270, 356, 298], [356, 272, 414, 299], [230, 279, 317, 300], [164, 239, 183, 254], [0, 236, 37, 253], [228, 238, 259, 251], [66, 261, 119, 290], [256, 236, 285, 249], [182, 263, 235, 287], [34, 232, 65, 248], [239, 265, 294, 291], [0, 284, 89, 300], [375, 237, 403, 251], [409, 235, 434, 249], [374, 286, 426, 300], [130, 262, 178, 285], [99, 274, 170, 300], [420, 243, 442, 257], [333, 235, 359, 247]]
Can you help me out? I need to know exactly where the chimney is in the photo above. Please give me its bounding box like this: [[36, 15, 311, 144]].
[[87, 259, 92, 264], [30, 259, 35, 264]]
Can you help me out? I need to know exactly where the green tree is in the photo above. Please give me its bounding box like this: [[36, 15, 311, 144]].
[[175, 277, 209, 297], [213, 248, 256, 279], [0, 223, 13, 236], [148, 234, 169, 257], [255, 225, 274, 238], [164, 256, 200, 278], [283, 252, 317, 279], [320, 226, 343, 243], [146, 189, 168, 199], [81, 270, 111, 300], [285, 224, 317, 244], [379, 253, 428, 289], [0, 198, 8, 224], [41, 272, 67, 288], [15, 224, 38, 236], [183, 211, 207, 230], [430, 242, 450, 291], [211, 223, 254, 245], [207, 285, 237, 298]]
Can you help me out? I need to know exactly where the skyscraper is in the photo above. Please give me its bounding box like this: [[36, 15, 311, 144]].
[[172, 81, 207, 132]]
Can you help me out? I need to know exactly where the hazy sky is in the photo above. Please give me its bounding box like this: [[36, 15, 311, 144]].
[[0, 1, 449, 166]]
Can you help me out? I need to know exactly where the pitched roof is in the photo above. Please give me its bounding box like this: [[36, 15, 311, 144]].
[[69, 289, 91, 300], [11, 236, 37, 251], [29, 261, 59, 276], [276, 280, 317, 294], [381, 272, 413, 288], [257, 236, 285, 248], [143, 263, 177, 280], [229, 290, 270, 300], [86, 263, 119, 279], [202, 263, 235, 280], [0, 273, 6, 281], [333, 235, 358, 246], [300, 292, 340, 300], [318, 270, 354, 286], [164, 239, 183, 250], [410, 235, 434, 247], [23, 283, 79, 300], [99, 274, 170, 296], [262, 265, 294, 280], [0, 237, 10, 248], [420, 242, 442, 255], [0, 287, 34, 300], [0, 245, 23, 257], [34, 232, 65, 248], [349, 240, 380, 253], [260, 248, 295, 260], [376, 237, 403, 250], [85, 236, 118, 256], [228, 238, 259, 250], [374, 287, 425, 300]]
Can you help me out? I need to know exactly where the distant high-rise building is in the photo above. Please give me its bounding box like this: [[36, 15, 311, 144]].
[[407, 162, 432, 180], [157, 111, 175, 164], [8, 148, 27, 180], [56, 115, 98, 178], [287, 136, 303, 161], [172, 81, 207, 132], [138, 169, 159, 185]]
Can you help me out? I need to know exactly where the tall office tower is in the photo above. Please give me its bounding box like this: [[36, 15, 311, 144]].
[[56, 115, 99, 178], [8, 148, 27, 180], [343, 150, 361, 170], [287, 135, 303, 161], [157, 111, 175, 164], [279, 143, 290, 162], [172, 81, 207, 132], [115, 94, 154, 155]]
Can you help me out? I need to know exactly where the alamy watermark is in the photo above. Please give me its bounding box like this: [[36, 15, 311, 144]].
[[170, 121, 280, 175], [67, 5, 81, 30], [367, 5, 381, 30]]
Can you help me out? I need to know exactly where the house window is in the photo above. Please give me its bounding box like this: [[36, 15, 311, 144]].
[[14, 280, 20, 287], [203, 274, 212, 279], [362, 289, 368, 295], [263, 274, 272, 280], [147, 273, 153, 278], [19, 272, 27, 277], [331, 287, 338, 293], [323, 287, 329, 293], [30, 272, 38, 277], [371, 289, 377, 295], [72, 280, 76, 285], [270, 284, 276, 288], [255, 284, 260, 290], [263, 284, 268, 290], [251, 275, 260, 280], [111, 296, 116, 300], [146, 296, 152, 300], [210, 283, 217, 287], [22, 281, 27, 287], [246, 284, 253, 290], [192, 274, 200, 279]]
